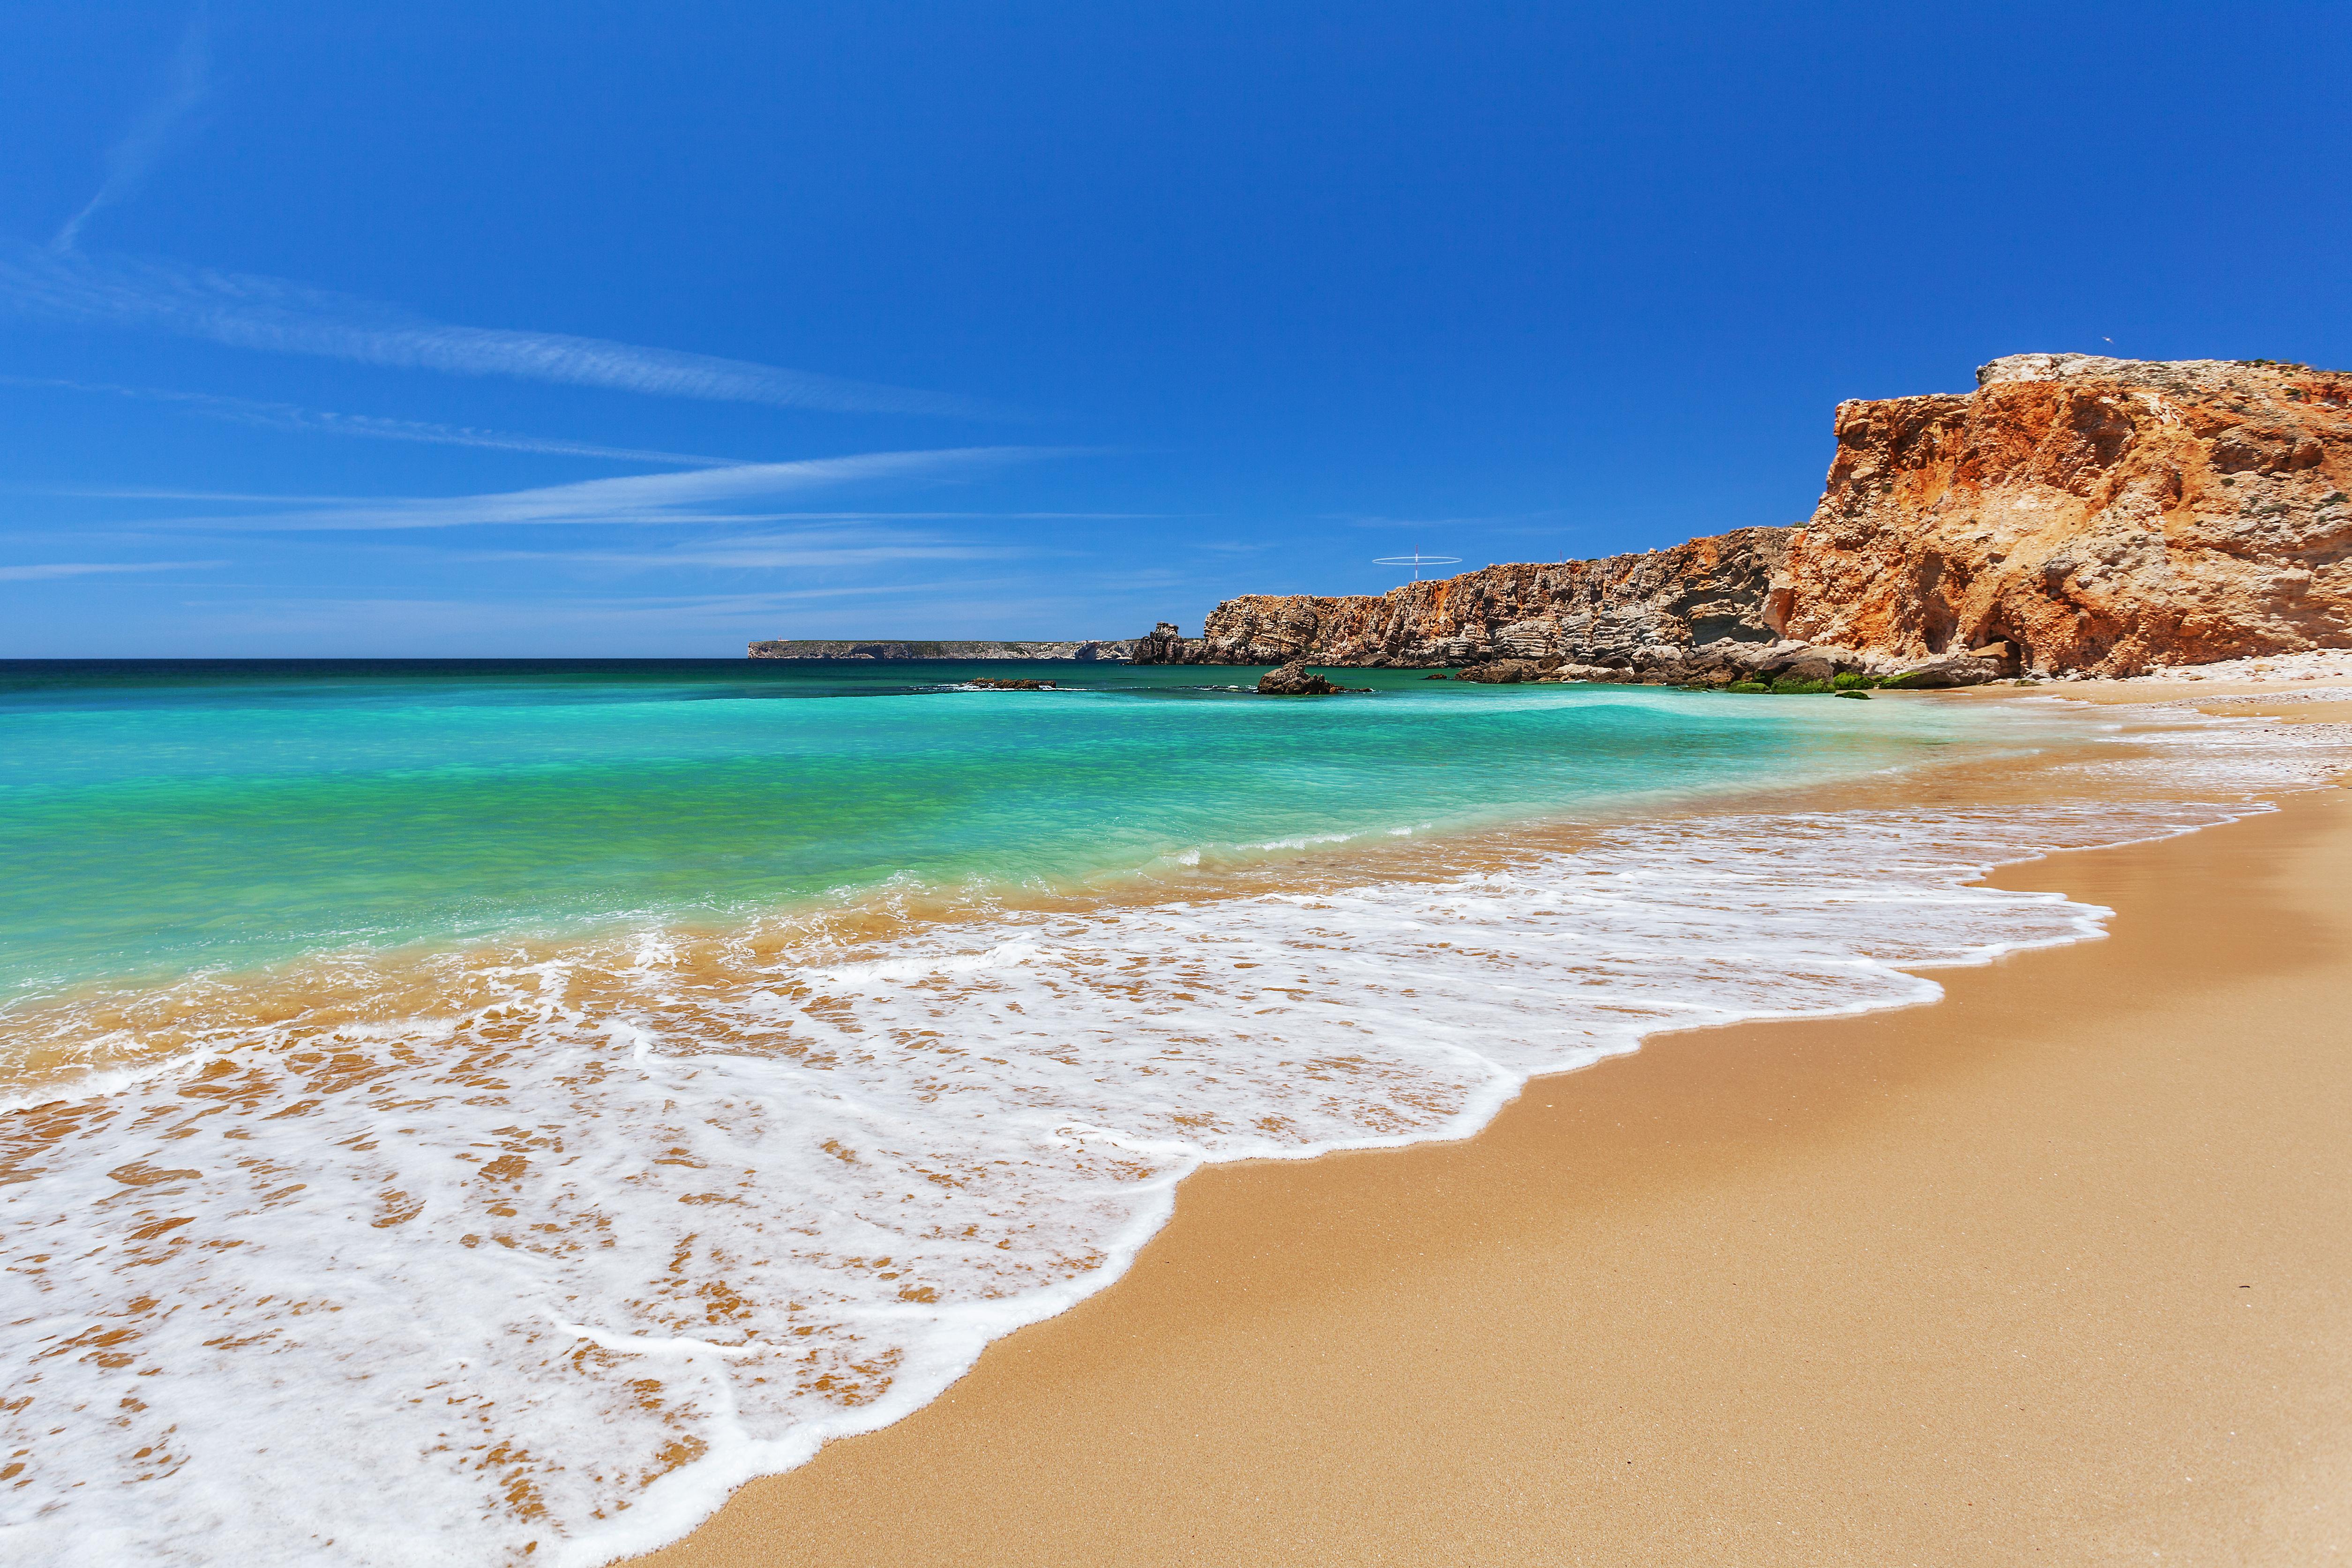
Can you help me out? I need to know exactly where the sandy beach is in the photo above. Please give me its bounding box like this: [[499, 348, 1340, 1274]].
[[637, 692, 2352, 1567]]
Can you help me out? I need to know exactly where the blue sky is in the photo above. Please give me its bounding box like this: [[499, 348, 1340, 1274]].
[[3, 2, 2347, 656]]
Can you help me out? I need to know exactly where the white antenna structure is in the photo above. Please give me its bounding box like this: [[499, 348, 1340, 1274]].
[[1371, 549, 1463, 583]]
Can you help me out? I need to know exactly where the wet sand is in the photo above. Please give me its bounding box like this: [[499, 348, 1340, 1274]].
[[635, 723, 2352, 1567]]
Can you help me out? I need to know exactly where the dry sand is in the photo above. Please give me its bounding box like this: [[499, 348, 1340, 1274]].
[[636, 726, 2352, 1567]]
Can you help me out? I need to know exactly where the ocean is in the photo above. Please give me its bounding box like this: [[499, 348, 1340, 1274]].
[[2, 660, 2338, 1565]]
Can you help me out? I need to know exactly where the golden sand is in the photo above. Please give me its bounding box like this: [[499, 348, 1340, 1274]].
[[634, 718, 2352, 1565]]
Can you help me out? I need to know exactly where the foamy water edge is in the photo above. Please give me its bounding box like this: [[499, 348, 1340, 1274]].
[[4, 704, 2348, 1567]]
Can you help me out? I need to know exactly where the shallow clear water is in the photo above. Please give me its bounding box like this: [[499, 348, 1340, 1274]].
[[4, 661, 2342, 1568], [1, 659, 2008, 1002]]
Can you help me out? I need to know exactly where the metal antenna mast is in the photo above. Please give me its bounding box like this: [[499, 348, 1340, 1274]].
[[1371, 549, 1462, 584]]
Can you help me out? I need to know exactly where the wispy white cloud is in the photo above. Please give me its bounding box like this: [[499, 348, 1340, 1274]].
[[0, 375, 739, 466], [17, 577, 1161, 655], [1336, 510, 1571, 532], [0, 558, 220, 582], [52, 488, 381, 504], [53, 13, 211, 252], [469, 525, 1022, 571], [108, 447, 1069, 531], [141, 580, 1040, 644], [0, 244, 1001, 418], [681, 511, 1154, 522]]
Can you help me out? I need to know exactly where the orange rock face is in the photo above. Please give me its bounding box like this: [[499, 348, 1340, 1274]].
[[1781, 354, 2352, 674]]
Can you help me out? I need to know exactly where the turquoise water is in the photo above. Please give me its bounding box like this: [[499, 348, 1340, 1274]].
[[0, 659, 2014, 1003]]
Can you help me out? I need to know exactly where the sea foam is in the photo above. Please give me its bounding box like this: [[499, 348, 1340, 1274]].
[[2, 708, 2346, 1567]]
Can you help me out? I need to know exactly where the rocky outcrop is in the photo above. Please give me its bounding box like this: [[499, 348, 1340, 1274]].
[[1137, 355, 2352, 679], [1133, 528, 1792, 668], [1257, 660, 1345, 695], [1129, 623, 1188, 664], [749, 639, 1134, 661], [1779, 354, 2352, 674]]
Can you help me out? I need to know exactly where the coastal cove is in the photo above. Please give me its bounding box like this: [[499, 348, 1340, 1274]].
[[10, 7, 2352, 1562], [6, 661, 2349, 1566]]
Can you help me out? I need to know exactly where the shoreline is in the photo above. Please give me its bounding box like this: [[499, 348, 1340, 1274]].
[[0, 685, 2132, 1103], [11, 680, 2348, 1563], [633, 725, 2352, 1565]]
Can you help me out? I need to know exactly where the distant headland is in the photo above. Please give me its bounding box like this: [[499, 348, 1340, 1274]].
[[747, 639, 1138, 661]]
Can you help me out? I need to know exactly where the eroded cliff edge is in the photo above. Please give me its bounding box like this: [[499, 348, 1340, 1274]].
[[1139, 354, 2352, 677]]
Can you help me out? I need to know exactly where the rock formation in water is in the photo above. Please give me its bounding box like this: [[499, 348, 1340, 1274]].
[[1256, 660, 1342, 695], [1133, 355, 2352, 678], [1130, 623, 1189, 664], [1454, 659, 1542, 683]]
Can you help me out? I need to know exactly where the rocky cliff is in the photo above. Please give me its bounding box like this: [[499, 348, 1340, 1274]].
[[1140, 528, 1793, 667], [1136, 354, 2352, 676], [1779, 353, 2352, 673]]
